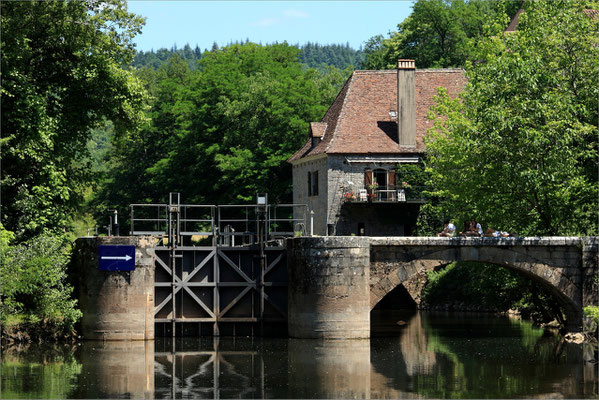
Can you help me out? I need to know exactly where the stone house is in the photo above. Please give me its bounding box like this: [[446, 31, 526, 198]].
[[288, 60, 466, 236]]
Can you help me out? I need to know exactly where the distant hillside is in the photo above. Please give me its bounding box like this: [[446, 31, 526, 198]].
[[298, 42, 363, 70], [133, 42, 364, 70]]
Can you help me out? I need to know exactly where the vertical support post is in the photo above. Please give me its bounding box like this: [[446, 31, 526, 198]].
[[112, 209, 119, 236], [168, 192, 181, 338], [310, 210, 314, 236], [212, 206, 216, 247], [213, 249, 220, 336], [129, 205, 134, 235], [256, 194, 267, 335]]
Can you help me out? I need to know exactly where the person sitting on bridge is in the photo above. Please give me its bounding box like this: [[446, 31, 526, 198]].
[[475, 221, 483, 236], [459, 219, 480, 237], [437, 220, 456, 237], [483, 228, 510, 237]]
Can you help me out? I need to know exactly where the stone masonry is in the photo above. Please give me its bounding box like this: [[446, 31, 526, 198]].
[[370, 236, 595, 332], [287, 236, 598, 337], [287, 236, 371, 338]]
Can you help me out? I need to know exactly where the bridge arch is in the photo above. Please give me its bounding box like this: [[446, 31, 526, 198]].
[[369, 238, 584, 330]]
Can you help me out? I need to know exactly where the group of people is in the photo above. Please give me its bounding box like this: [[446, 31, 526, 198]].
[[437, 219, 514, 237]]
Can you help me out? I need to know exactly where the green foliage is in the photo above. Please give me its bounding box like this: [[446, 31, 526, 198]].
[[415, 203, 446, 236], [584, 306, 599, 323], [0, 225, 82, 333], [0, 0, 147, 239], [423, 262, 524, 311], [97, 42, 348, 225], [423, 261, 564, 324], [426, 0, 599, 236], [363, 0, 520, 69]]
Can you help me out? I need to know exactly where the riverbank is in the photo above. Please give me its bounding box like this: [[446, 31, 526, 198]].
[[1, 320, 78, 346]]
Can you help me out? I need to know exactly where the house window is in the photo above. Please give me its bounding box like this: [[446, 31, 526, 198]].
[[373, 169, 387, 189], [365, 168, 396, 190], [308, 170, 319, 196]]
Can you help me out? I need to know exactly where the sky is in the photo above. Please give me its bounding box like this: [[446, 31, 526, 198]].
[[126, 1, 414, 52]]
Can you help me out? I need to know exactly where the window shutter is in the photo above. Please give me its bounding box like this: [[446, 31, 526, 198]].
[[313, 171, 319, 196], [388, 169, 396, 189], [308, 172, 312, 196], [364, 169, 373, 187]]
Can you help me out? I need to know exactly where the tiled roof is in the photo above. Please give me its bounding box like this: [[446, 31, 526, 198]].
[[288, 69, 466, 162], [309, 122, 327, 138]]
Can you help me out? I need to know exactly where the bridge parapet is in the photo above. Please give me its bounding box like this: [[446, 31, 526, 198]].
[[369, 236, 584, 247]]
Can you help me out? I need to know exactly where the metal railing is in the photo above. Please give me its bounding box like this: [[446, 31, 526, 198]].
[[269, 203, 308, 238], [130, 195, 308, 247], [342, 185, 427, 203]]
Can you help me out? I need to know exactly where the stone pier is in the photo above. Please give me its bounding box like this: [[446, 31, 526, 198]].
[[73, 236, 155, 340], [286, 236, 370, 339]]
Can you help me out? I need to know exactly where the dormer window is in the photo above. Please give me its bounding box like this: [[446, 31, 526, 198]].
[[308, 122, 327, 149]]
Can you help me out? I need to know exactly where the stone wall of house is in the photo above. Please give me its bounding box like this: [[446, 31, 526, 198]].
[[292, 156, 328, 235], [327, 155, 413, 235]]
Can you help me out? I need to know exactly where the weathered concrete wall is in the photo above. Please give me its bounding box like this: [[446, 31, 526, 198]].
[[369, 237, 597, 332], [292, 155, 328, 235], [287, 237, 370, 338], [73, 236, 155, 340]]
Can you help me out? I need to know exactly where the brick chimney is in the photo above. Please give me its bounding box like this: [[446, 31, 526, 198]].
[[397, 59, 416, 147]]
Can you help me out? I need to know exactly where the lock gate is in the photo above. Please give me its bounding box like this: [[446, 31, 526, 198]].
[[130, 193, 308, 336]]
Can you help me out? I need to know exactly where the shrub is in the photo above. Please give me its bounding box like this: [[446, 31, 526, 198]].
[[0, 225, 82, 336]]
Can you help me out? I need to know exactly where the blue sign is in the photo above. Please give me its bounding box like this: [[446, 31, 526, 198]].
[[98, 245, 135, 271]]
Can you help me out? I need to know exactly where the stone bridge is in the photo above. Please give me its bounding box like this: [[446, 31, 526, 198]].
[[287, 236, 598, 339]]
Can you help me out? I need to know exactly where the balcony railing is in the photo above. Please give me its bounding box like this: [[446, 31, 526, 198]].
[[342, 186, 426, 203]]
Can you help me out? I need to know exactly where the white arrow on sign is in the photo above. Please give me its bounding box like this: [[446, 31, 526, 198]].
[[100, 255, 132, 261]]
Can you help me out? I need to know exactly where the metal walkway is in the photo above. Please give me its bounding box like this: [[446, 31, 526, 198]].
[[130, 193, 308, 336]]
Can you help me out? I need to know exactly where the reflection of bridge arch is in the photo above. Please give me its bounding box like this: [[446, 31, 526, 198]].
[[369, 237, 597, 330]]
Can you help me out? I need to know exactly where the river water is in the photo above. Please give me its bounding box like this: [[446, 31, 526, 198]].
[[2, 311, 597, 399]]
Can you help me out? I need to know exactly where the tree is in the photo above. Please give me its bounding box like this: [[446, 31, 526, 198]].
[[97, 43, 348, 225], [363, 0, 521, 69], [425, 0, 598, 236], [1, 0, 147, 239]]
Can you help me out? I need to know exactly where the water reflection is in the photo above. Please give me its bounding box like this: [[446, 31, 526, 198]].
[[1, 312, 597, 399], [370, 310, 597, 398], [288, 339, 371, 398], [0, 343, 81, 399], [72, 341, 154, 399]]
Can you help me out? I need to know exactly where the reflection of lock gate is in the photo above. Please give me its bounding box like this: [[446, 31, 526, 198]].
[[129, 193, 309, 337]]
